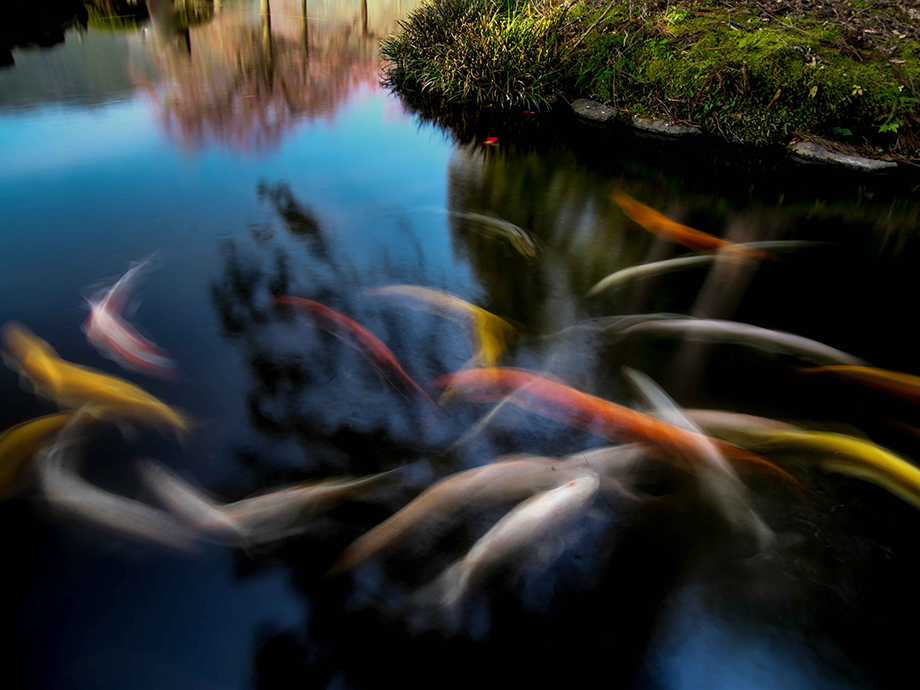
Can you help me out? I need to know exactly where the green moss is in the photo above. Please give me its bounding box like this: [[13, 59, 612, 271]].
[[382, 0, 920, 156]]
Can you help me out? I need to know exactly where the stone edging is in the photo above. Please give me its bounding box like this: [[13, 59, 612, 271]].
[[789, 141, 898, 171], [570, 99, 898, 170]]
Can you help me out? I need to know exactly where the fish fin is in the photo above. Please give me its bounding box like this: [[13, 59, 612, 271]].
[[114, 418, 139, 442], [404, 562, 467, 635], [598, 476, 644, 502], [446, 392, 528, 450], [531, 537, 567, 567]]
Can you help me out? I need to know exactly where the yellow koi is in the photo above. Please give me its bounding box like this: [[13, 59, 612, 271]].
[[365, 285, 515, 367], [0, 412, 75, 497], [765, 431, 920, 510], [688, 410, 920, 510], [2, 323, 189, 438]]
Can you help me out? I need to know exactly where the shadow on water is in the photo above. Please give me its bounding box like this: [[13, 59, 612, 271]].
[[204, 178, 918, 689]]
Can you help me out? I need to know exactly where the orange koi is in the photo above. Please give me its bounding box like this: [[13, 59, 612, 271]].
[[611, 191, 772, 260], [431, 368, 797, 484], [274, 296, 436, 407]]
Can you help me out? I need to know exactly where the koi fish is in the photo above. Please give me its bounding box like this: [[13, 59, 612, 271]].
[[140, 460, 397, 546], [615, 317, 865, 366], [683, 409, 801, 445], [2, 323, 189, 438], [366, 285, 515, 367], [611, 191, 772, 259], [447, 368, 573, 449], [38, 414, 193, 550], [0, 412, 75, 497], [799, 433, 920, 510], [445, 211, 540, 261], [800, 365, 920, 405], [424, 474, 600, 610], [430, 367, 797, 484], [690, 417, 920, 510], [83, 258, 177, 379], [331, 457, 601, 573], [587, 241, 818, 297], [273, 296, 436, 407], [624, 368, 775, 549]]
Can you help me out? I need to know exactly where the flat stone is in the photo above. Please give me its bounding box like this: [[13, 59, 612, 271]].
[[790, 141, 897, 170], [571, 99, 616, 122], [632, 117, 702, 136]]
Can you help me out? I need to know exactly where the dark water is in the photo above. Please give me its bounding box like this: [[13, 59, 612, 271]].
[[2, 1, 920, 688]]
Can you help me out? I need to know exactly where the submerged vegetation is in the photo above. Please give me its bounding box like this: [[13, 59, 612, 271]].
[[381, 0, 920, 158]]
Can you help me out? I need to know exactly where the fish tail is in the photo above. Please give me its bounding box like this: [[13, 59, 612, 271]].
[[328, 543, 364, 575], [406, 562, 467, 630], [717, 440, 806, 491], [136, 459, 241, 543]]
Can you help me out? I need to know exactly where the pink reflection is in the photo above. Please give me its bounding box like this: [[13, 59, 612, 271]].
[[131, 0, 414, 153]]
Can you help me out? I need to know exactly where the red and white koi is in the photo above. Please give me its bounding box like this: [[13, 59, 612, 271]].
[[83, 258, 177, 378]]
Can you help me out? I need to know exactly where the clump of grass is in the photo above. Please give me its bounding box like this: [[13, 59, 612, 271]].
[[381, 0, 574, 111], [383, 0, 920, 156]]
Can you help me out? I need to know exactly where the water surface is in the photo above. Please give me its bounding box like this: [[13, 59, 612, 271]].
[[2, 2, 920, 688]]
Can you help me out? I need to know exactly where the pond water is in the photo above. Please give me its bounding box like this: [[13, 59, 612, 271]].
[[2, 1, 920, 688]]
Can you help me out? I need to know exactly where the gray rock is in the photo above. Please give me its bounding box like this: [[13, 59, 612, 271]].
[[571, 99, 616, 122], [632, 117, 702, 136], [790, 141, 897, 170]]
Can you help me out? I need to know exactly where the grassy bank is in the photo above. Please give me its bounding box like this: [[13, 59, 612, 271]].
[[381, 0, 920, 159]]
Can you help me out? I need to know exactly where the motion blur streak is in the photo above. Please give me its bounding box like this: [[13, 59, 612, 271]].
[[332, 456, 600, 573], [0, 412, 74, 497], [366, 285, 515, 367], [1, 322, 189, 439], [624, 368, 774, 549], [691, 414, 920, 510], [38, 413, 194, 550], [611, 190, 773, 259], [587, 241, 817, 297], [444, 210, 540, 260], [422, 474, 600, 612], [432, 368, 797, 483], [83, 257, 178, 379], [274, 295, 436, 406], [615, 317, 865, 366], [682, 410, 803, 447], [142, 460, 397, 546]]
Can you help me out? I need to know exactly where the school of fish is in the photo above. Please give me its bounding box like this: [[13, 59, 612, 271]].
[[4, 196, 920, 630]]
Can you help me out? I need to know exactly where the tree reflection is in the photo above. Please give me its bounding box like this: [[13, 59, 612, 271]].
[[210, 182, 453, 473], [134, 0, 409, 152]]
